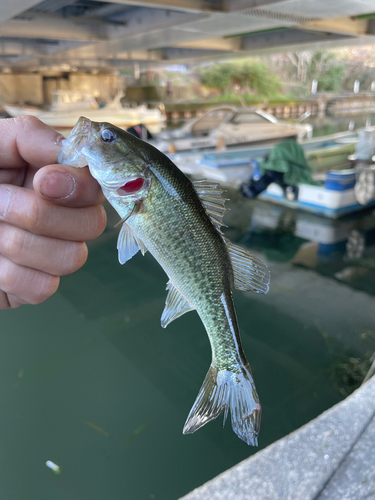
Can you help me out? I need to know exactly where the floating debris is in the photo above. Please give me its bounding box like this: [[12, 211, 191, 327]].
[[84, 420, 111, 436], [46, 460, 61, 474], [125, 423, 148, 446]]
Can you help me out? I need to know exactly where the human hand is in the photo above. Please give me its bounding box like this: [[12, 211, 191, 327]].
[[0, 116, 107, 309]]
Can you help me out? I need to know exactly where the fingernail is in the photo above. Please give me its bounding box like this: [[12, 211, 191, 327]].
[[40, 171, 76, 200], [0, 188, 10, 217], [54, 133, 65, 147]]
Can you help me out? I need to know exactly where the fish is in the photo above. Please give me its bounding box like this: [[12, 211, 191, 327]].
[[58, 117, 270, 446]]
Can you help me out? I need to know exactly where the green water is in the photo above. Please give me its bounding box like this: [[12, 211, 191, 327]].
[[306, 112, 375, 137], [2, 194, 375, 500]]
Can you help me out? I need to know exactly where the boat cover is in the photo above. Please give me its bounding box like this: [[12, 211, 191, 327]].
[[259, 139, 315, 186]]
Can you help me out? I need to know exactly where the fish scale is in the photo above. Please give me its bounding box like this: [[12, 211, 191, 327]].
[[58, 116, 270, 446], [131, 174, 229, 301]]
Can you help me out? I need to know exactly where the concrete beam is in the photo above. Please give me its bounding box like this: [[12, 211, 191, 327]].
[[303, 16, 369, 36], [157, 46, 229, 59], [244, 0, 375, 20], [223, 0, 287, 11], [220, 33, 375, 60], [0, 12, 108, 42], [241, 28, 352, 51], [54, 5, 298, 62], [0, 40, 49, 57], [88, 0, 224, 14], [89, 0, 295, 14], [0, 0, 42, 25], [27, 0, 79, 13], [176, 37, 241, 50], [46, 9, 208, 60]]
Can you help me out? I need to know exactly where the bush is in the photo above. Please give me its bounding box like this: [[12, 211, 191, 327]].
[[200, 60, 283, 97]]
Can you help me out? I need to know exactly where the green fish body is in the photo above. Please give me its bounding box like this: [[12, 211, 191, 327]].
[[58, 117, 270, 445]]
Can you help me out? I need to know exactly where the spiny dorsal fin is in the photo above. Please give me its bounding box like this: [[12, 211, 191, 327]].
[[193, 180, 229, 232], [161, 281, 194, 328], [225, 238, 270, 294], [117, 223, 147, 265]]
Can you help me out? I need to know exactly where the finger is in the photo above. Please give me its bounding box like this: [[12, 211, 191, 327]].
[[0, 290, 11, 309], [0, 116, 64, 169], [33, 164, 105, 207], [0, 291, 25, 310], [0, 185, 107, 241], [5, 294, 28, 309], [0, 291, 26, 310], [0, 222, 88, 275], [0, 167, 27, 187], [0, 255, 60, 305]]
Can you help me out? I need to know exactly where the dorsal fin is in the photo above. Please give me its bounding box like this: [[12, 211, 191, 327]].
[[117, 223, 147, 265], [161, 281, 195, 328], [193, 180, 229, 232], [225, 238, 270, 294]]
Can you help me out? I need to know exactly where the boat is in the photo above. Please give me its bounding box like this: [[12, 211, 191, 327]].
[[259, 168, 375, 218], [3, 90, 100, 118], [3, 90, 166, 134], [153, 105, 312, 153], [255, 128, 375, 218], [169, 131, 357, 185]]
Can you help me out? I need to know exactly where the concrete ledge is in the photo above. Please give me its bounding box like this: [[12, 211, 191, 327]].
[[180, 376, 375, 500]]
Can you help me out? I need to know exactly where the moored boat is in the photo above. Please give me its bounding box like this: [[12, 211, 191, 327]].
[[169, 131, 357, 185], [153, 105, 312, 153], [3, 90, 166, 134], [259, 168, 375, 219]]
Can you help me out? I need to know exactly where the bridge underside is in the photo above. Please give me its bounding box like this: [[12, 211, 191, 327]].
[[1, 0, 375, 72]]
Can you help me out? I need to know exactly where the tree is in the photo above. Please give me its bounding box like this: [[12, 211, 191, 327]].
[[287, 50, 346, 92], [287, 51, 312, 83], [199, 60, 283, 97], [309, 51, 346, 92]]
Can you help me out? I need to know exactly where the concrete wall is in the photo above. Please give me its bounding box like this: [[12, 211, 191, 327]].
[[69, 74, 125, 103], [42, 73, 125, 105], [0, 72, 125, 107], [0, 74, 43, 105]]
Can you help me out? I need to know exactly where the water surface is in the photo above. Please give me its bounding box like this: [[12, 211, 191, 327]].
[[2, 194, 375, 500]]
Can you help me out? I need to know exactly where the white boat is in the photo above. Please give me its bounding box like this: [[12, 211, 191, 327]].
[[169, 131, 357, 186], [3, 90, 166, 134], [259, 169, 375, 219], [3, 103, 50, 117], [153, 106, 312, 153]]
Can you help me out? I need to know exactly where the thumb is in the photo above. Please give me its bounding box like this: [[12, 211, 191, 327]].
[[33, 164, 105, 208]]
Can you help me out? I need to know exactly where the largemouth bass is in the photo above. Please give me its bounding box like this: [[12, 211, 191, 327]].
[[58, 117, 270, 446]]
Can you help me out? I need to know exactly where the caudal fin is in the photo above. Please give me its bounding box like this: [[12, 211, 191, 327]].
[[182, 365, 261, 446]]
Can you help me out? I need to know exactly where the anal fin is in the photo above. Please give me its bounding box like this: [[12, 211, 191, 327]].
[[161, 281, 194, 328]]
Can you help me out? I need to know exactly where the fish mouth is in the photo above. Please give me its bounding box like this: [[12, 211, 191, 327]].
[[71, 115, 92, 133], [57, 116, 94, 168]]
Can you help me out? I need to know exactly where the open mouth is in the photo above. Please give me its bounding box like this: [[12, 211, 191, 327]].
[[57, 116, 93, 168]]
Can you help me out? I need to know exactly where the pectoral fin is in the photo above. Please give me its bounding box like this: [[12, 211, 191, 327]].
[[225, 238, 270, 294], [117, 223, 147, 264], [161, 281, 194, 328]]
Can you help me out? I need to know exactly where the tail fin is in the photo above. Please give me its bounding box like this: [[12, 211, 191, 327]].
[[183, 365, 261, 446]]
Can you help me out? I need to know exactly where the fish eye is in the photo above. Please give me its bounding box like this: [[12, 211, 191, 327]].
[[100, 129, 116, 143]]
